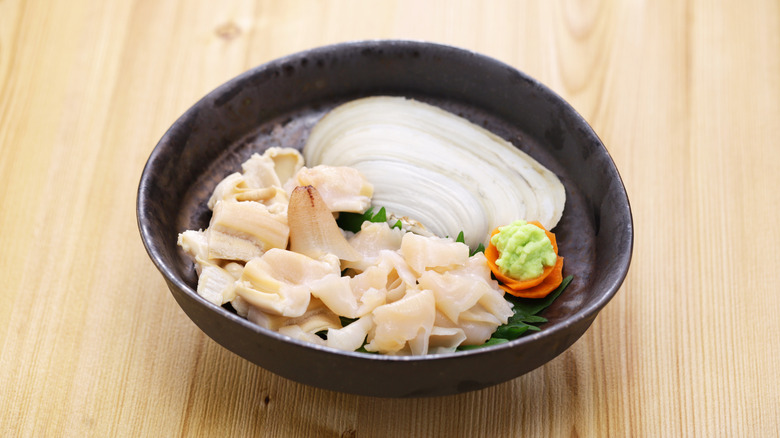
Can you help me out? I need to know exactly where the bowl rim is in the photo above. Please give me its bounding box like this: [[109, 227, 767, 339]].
[[136, 38, 634, 363]]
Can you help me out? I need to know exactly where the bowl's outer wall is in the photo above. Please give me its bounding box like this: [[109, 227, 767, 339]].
[[138, 40, 633, 397]]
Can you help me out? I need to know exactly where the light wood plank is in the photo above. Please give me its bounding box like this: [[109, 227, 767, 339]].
[[2, 0, 779, 436]]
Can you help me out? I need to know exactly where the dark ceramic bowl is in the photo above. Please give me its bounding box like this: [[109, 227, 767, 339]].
[[137, 40, 633, 398]]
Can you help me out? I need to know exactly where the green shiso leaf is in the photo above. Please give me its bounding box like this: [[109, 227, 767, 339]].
[[336, 209, 371, 233], [336, 206, 394, 233], [339, 316, 359, 327], [505, 275, 573, 317], [371, 206, 387, 222]]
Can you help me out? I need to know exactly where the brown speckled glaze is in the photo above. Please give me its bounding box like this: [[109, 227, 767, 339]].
[[137, 40, 633, 397]]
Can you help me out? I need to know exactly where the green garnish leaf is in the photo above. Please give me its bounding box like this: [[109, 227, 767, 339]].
[[519, 315, 548, 324], [491, 324, 531, 339], [453, 231, 486, 256], [336, 208, 372, 233], [470, 243, 485, 256], [336, 206, 395, 233], [505, 275, 573, 317], [339, 316, 359, 327], [372, 206, 387, 222]]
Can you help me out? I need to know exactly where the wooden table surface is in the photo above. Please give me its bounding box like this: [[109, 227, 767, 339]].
[[2, 1, 779, 436]]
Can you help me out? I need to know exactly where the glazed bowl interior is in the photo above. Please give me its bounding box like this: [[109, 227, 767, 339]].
[[137, 40, 633, 397]]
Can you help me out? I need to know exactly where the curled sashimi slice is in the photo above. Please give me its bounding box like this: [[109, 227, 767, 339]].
[[400, 232, 470, 275], [364, 289, 436, 355], [278, 326, 326, 346], [207, 148, 302, 209], [208, 173, 244, 209], [247, 305, 287, 330], [177, 229, 211, 274], [309, 274, 385, 319], [286, 165, 373, 213], [342, 221, 404, 272], [418, 269, 510, 325], [287, 185, 362, 262], [207, 172, 288, 209], [278, 298, 342, 338], [373, 250, 418, 303], [196, 265, 236, 306], [263, 147, 304, 185], [235, 248, 339, 317], [240, 152, 283, 189], [327, 315, 374, 351], [417, 253, 513, 345], [427, 327, 468, 354], [435, 310, 500, 346], [207, 200, 289, 262]]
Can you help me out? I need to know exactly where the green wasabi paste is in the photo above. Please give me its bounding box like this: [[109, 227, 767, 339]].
[[490, 220, 557, 281]]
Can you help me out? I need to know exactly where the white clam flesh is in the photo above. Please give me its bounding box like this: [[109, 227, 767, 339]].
[[303, 96, 566, 248]]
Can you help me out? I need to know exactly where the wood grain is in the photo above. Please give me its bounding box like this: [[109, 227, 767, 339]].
[[2, 0, 779, 436]]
